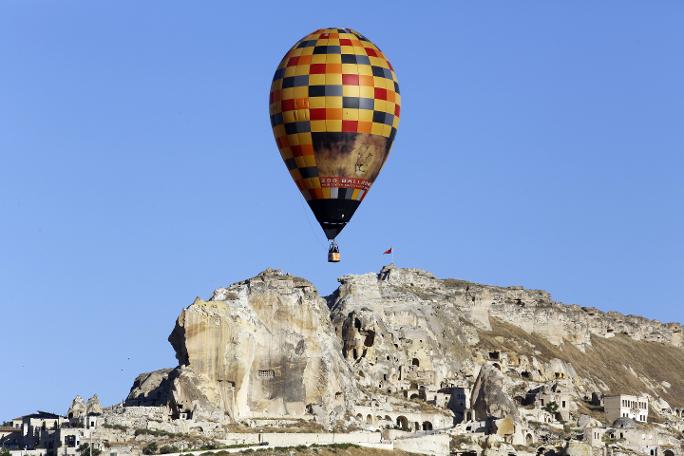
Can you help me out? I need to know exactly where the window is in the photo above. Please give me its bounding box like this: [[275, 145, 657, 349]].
[[562, 401, 566, 408], [257, 369, 275, 379]]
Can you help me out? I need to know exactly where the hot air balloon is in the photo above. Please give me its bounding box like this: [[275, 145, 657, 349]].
[[269, 28, 400, 262]]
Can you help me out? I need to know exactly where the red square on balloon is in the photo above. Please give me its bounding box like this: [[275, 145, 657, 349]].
[[342, 74, 359, 85], [342, 120, 358, 132], [309, 64, 326, 74]]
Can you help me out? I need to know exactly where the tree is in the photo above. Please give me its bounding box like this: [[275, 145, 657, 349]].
[[544, 401, 559, 415], [1, 448, 12, 456], [78, 443, 102, 456], [142, 442, 158, 455]]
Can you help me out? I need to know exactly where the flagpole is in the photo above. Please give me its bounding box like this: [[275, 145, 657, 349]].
[[383, 247, 395, 264]]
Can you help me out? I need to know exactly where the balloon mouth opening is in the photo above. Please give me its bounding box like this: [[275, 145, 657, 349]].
[[308, 199, 361, 240]]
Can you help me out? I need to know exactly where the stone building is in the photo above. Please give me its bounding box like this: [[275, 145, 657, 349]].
[[525, 383, 571, 422], [602, 418, 660, 455], [604, 394, 648, 423], [0, 411, 68, 453], [439, 386, 470, 423], [0, 424, 22, 450], [583, 425, 606, 447]]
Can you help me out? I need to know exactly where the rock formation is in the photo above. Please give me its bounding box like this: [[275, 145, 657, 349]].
[[117, 265, 683, 454], [67, 395, 86, 419], [129, 269, 359, 426], [126, 369, 173, 406], [86, 394, 103, 415], [470, 364, 518, 421]]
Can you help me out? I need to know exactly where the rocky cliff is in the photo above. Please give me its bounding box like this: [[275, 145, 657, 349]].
[[128, 269, 359, 426], [126, 265, 683, 435]]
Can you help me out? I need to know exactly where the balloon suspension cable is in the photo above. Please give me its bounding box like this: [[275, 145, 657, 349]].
[[328, 239, 339, 253], [327, 239, 341, 262], [296, 194, 327, 249]]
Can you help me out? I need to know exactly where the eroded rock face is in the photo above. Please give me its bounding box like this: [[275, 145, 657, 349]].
[[86, 394, 103, 415], [68, 395, 86, 419], [124, 265, 684, 434], [166, 269, 358, 424], [126, 369, 173, 406], [329, 267, 481, 395], [471, 364, 518, 420]]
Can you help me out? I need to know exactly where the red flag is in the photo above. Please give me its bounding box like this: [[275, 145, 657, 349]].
[[383, 248, 393, 255]]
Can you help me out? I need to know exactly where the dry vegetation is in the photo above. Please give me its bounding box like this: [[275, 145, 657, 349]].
[[229, 446, 416, 455], [478, 318, 684, 406], [224, 421, 327, 434], [574, 401, 605, 422]]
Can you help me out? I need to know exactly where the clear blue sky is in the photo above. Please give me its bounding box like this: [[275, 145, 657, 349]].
[[1, 1, 682, 419]]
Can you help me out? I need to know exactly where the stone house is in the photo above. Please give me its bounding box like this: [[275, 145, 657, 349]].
[[1, 412, 67, 451], [0, 425, 22, 450], [529, 383, 571, 421], [441, 386, 470, 423], [602, 418, 661, 455], [604, 394, 648, 423], [583, 426, 607, 447], [51, 428, 92, 456]]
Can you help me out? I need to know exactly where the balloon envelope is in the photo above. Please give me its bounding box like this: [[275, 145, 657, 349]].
[[269, 28, 401, 239]]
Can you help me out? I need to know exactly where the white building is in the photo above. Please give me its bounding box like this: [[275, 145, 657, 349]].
[[604, 394, 648, 423]]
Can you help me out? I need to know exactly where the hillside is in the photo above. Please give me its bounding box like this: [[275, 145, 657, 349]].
[[7, 265, 683, 456]]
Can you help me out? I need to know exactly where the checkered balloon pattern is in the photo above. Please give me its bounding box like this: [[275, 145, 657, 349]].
[[269, 28, 400, 206]]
